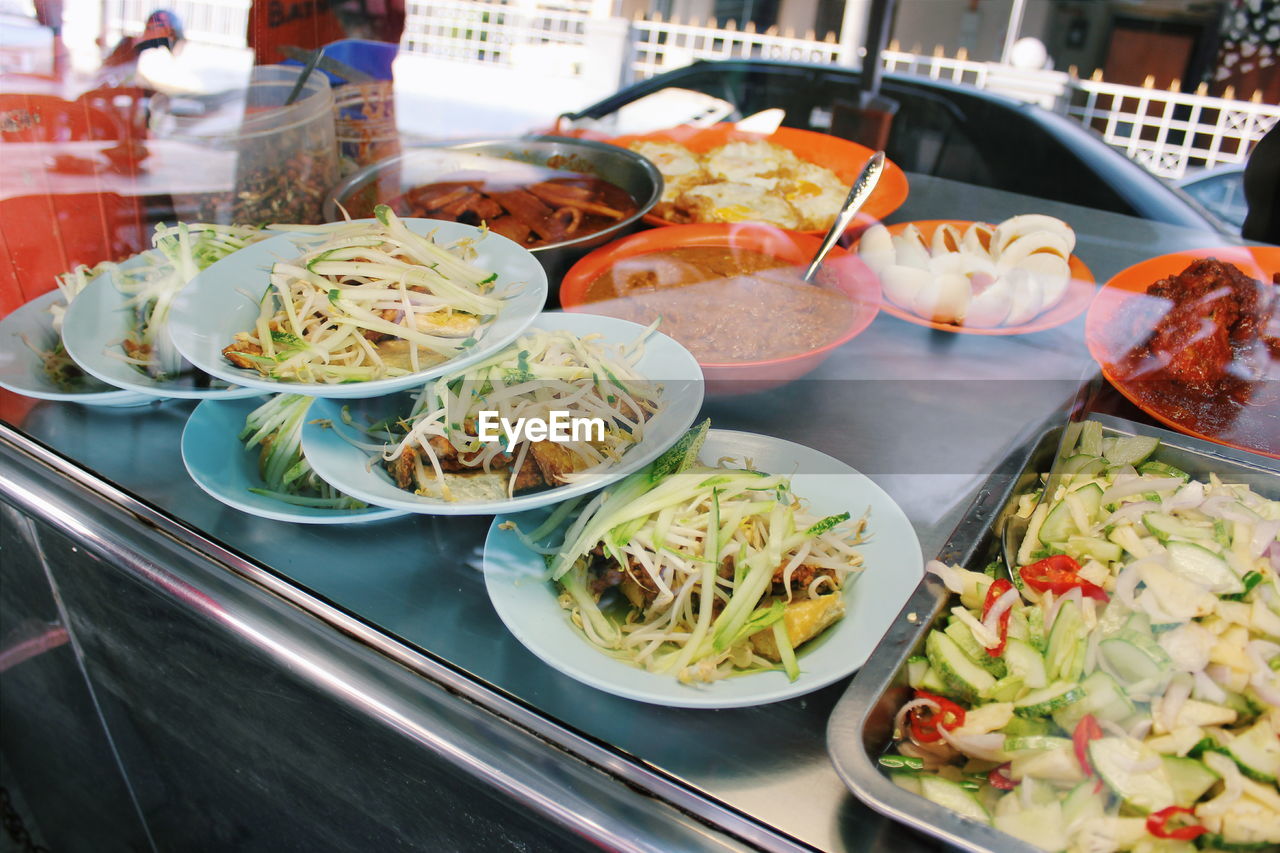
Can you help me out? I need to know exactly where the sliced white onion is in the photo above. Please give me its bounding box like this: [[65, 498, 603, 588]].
[[1127, 717, 1154, 740], [937, 725, 1008, 762], [1159, 677, 1192, 733], [1253, 520, 1280, 559], [1201, 495, 1260, 525], [1163, 481, 1205, 511], [1100, 476, 1183, 505], [1115, 562, 1144, 609], [1106, 500, 1162, 525], [982, 587, 1021, 637], [1045, 586, 1082, 633], [894, 697, 942, 738], [926, 559, 965, 593], [1193, 669, 1227, 704], [1199, 752, 1245, 817]]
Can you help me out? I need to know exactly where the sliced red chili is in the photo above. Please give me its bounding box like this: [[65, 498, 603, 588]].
[[981, 578, 1015, 656], [908, 690, 966, 743], [987, 763, 1017, 790], [1020, 555, 1109, 602], [1072, 714, 1103, 777], [1146, 806, 1208, 841]]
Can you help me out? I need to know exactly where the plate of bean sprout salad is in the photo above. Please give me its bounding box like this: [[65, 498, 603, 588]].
[[0, 270, 149, 405], [181, 395, 406, 524], [483, 424, 923, 708], [169, 209, 548, 398], [62, 222, 276, 399], [300, 312, 705, 515]]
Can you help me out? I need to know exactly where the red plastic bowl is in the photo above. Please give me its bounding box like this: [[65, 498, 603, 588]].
[[559, 223, 881, 394]]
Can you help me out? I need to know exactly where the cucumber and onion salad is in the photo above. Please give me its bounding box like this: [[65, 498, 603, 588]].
[[241, 394, 367, 509], [885, 423, 1280, 852], [508, 421, 870, 684], [116, 222, 272, 379], [223, 207, 510, 385]]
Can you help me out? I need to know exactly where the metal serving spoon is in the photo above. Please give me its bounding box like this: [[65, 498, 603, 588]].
[[801, 150, 886, 283]]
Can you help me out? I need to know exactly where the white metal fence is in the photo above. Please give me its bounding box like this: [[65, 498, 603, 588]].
[[1066, 79, 1277, 179], [630, 16, 842, 80], [401, 0, 595, 66]]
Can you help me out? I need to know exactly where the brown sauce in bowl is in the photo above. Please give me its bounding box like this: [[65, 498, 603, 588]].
[[582, 246, 856, 363], [390, 168, 639, 249]]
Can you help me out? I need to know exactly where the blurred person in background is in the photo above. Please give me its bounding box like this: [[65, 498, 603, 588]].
[[1242, 123, 1279, 245], [97, 9, 183, 88]]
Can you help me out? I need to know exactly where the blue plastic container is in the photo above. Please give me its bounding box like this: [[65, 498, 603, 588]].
[[283, 39, 398, 85]]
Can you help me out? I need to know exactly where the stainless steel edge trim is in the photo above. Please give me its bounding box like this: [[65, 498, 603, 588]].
[[0, 422, 806, 853]]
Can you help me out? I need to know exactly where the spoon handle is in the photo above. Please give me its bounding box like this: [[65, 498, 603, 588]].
[[802, 150, 885, 282]]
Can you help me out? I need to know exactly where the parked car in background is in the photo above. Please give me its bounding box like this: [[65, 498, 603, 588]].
[[561, 60, 1229, 235], [1174, 164, 1247, 233]]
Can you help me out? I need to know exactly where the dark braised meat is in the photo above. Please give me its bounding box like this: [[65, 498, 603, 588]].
[[1143, 258, 1277, 390], [392, 173, 638, 248]]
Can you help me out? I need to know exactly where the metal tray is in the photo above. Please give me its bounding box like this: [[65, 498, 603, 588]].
[[825, 413, 1280, 853]]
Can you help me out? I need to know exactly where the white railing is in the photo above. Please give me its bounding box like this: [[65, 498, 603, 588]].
[[1066, 78, 1279, 179], [880, 47, 988, 88], [101, 0, 250, 49], [630, 16, 841, 79], [401, 0, 594, 67]]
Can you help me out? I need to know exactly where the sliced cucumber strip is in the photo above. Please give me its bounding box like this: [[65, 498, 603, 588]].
[[1088, 736, 1176, 813], [1053, 670, 1136, 732], [1225, 719, 1279, 783], [906, 656, 929, 689], [1143, 512, 1215, 543], [1138, 460, 1190, 482], [1166, 541, 1245, 595], [926, 631, 995, 704], [1067, 535, 1123, 564], [1004, 735, 1072, 752], [1003, 638, 1048, 689], [1099, 630, 1171, 684], [1013, 681, 1086, 718], [1077, 422, 1104, 458], [1046, 599, 1086, 683], [889, 770, 923, 796], [1103, 435, 1160, 466], [944, 620, 1007, 678], [1039, 483, 1103, 544], [918, 775, 990, 824], [1159, 755, 1219, 808]]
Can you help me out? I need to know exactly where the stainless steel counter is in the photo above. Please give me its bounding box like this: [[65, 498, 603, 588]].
[[0, 174, 1244, 852]]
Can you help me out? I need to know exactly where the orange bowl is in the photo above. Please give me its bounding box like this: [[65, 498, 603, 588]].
[[608, 125, 909, 237], [1085, 245, 1280, 459], [866, 220, 1097, 336], [559, 222, 881, 394]]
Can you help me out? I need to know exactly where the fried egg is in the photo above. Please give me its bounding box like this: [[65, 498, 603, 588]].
[[629, 141, 704, 202], [680, 182, 800, 229], [703, 141, 799, 187], [783, 162, 847, 231]]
